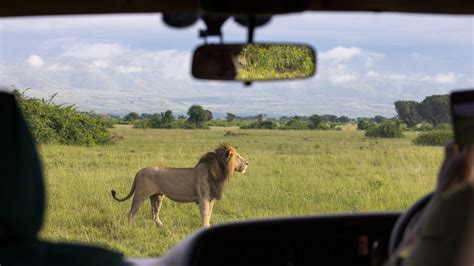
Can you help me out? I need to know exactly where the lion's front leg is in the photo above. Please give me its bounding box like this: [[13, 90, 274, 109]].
[[198, 198, 211, 228], [209, 199, 215, 217]]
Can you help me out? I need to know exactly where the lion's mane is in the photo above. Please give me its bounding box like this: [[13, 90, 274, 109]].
[[196, 143, 237, 199]]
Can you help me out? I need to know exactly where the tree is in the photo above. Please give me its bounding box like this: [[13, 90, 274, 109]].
[[322, 114, 338, 123], [205, 109, 213, 121], [187, 105, 211, 127], [256, 113, 266, 122], [226, 113, 236, 122], [394, 100, 422, 128], [284, 116, 307, 129], [148, 113, 163, 128], [357, 119, 372, 130], [337, 116, 350, 123], [309, 114, 323, 129], [416, 95, 450, 126], [373, 115, 388, 124], [147, 110, 175, 128], [160, 110, 175, 128], [140, 113, 153, 119], [124, 112, 140, 121]]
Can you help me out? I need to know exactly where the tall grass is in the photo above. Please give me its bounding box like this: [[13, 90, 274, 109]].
[[39, 126, 440, 257], [237, 44, 315, 80]]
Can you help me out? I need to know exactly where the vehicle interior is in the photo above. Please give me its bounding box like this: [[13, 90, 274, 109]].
[[1, 0, 473, 266]]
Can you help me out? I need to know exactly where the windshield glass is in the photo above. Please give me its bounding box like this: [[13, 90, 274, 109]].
[[0, 12, 472, 257]]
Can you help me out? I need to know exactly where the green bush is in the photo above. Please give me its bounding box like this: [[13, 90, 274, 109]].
[[357, 119, 373, 130], [315, 122, 332, 130], [365, 121, 404, 138], [14, 90, 111, 146], [434, 123, 452, 131], [182, 121, 209, 129], [240, 121, 279, 129], [87, 114, 115, 128], [206, 119, 243, 127], [132, 119, 149, 129], [414, 123, 434, 132], [173, 119, 188, 129], [413, 130, 453, 146], [238, 120, 343, 131], [282, 117, 308, 130]]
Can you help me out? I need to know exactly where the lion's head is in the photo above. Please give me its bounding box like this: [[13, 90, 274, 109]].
[[216, 143, 248, 174], [197, 143, 248, 199]]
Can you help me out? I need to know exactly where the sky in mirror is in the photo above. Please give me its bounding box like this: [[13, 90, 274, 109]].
[[0, 13, 472, 117]]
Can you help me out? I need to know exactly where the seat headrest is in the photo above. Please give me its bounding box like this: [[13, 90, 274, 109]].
[[0, 92, 44, 240]]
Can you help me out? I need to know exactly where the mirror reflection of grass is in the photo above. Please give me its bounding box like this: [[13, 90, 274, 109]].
[[237, 44, 315, 80], [39, 125, 439, 257]]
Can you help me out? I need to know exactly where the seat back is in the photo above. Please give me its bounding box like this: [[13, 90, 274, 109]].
[[0, 92, 44, 241], [0, 92, 124, 266]]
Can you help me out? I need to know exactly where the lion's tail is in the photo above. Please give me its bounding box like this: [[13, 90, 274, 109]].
[[111, 173, 138, 202]]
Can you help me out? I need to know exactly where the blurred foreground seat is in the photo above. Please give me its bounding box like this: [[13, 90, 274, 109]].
[[0, 92, 124, 266]]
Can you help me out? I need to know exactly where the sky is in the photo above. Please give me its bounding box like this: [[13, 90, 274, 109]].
[[0, 12, 472, 118]]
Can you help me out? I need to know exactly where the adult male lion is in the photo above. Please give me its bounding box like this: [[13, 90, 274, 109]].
[[111, 143, 248, 227]]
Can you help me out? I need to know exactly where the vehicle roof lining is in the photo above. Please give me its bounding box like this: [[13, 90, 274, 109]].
[[1, 0, 473, 17]]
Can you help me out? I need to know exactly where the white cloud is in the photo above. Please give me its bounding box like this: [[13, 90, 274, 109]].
[[418, 72, 462, 85], [62, 42, 128, 59], [90, 59, 110, 69], [47, 63, 72, 71], [411, 52, 421, 58], [154, 50, 191, 80], [123, 49, 191, 80], [329, 74, 358, 84], [26, 55, 44, 67], [433, 72, 460, 84], [319, 46, 361, 62], [26, 55, 71, 71], [319, 63, 360, 85], [359, 71, 464, 91], [364, 52, 385, 67], [319, 46, 384, 69], [388, 74, 408, 80], [115, 65, 143, 74], [366, 70, 379, 78]]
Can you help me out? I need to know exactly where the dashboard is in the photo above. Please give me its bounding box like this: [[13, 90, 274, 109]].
[[127, 213, 400, 266]]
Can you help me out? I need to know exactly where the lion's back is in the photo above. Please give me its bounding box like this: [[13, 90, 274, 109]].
[[145, 167, 201, 202]]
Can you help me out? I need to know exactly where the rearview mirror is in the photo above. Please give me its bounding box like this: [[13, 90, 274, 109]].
[[192, 44, 316, 81]]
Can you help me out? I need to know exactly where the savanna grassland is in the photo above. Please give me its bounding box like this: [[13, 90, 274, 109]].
[[38, 125, 442, 257]]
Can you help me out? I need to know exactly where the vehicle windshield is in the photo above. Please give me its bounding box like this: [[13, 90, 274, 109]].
[[0, 12, 472, 257]]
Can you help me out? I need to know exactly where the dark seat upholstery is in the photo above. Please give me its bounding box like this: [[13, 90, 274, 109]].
[[0, 92, 124, 266]]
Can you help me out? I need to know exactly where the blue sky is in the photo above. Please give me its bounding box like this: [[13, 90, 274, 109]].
[[0, 12, 472, 117]]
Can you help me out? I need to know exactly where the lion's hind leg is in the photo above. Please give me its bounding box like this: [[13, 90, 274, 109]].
[[150, 194, 164, 226], [128, 191, 149, 224]]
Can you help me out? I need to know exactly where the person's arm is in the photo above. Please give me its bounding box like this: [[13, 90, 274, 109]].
[[386, 143, 474, 266]]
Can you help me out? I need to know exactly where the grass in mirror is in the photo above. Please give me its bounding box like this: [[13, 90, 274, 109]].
[[39, 125, 440, 257], [237, 44, 315, 80]]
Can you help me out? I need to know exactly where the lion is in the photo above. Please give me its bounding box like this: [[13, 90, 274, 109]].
[[111, 143, 248, 227]]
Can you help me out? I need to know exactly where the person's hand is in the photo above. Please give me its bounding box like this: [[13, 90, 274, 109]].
[[436, 142, 474, 193]]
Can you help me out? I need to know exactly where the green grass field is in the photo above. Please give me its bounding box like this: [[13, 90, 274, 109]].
[[38, 125, 442, 257]]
